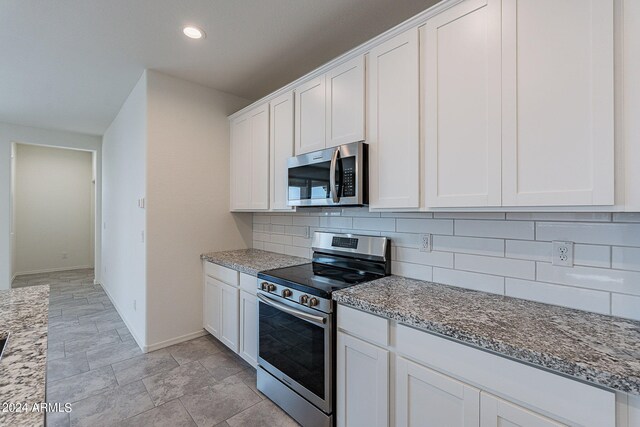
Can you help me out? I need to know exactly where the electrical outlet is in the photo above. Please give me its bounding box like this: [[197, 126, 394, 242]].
[[133, 299, 137, 311], [552, 241, 574, 267], [420, 234, 432, 252], [62, 252, 68, 259]]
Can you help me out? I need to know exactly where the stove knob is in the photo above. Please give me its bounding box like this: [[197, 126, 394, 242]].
[[260, 282, 269, 291], [300, 295, 309, 304], [309, 297, 319, 307], [267, 284, 276, 292], [282, 289, 292, 298]]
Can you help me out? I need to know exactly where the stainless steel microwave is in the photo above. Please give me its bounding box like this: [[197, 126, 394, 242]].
[[287, 142, 368, 207]]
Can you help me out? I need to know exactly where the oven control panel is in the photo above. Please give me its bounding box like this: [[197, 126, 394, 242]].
[[258, 280, 331, 314]]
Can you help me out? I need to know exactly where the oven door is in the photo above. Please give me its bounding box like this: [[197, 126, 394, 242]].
[[257, 291, 332, 414], [287, 142, 365, 206]]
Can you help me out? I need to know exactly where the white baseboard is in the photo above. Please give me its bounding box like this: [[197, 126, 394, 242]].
[[100, 282, 146, 352], [144, 330, 208, 353], [14, 265, 94, 277]]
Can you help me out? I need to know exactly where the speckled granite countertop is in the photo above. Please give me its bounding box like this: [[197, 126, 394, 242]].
[[333, 275, 640, 395], [201, 249, 309, 276], [0, 285, 49, 427]]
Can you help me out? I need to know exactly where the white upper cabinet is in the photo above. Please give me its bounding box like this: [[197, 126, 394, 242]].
[[424, 0, 502, 208], [501, 0, 614, 206], [326, 56, 366, 148], [368, 28, 420, 209], [295, 76, 326, 155], [270, 92, 295, 211], [230, 104, 269, 211], [295, 56, 366, 155]]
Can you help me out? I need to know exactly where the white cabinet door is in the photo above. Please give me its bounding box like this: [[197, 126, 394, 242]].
[[396, 357, 480, 427], [337, 332, 389, 427], [326, 55, 366, 148], [230, 114, 252, 210], [269, 91, 295, 211], [481, 393, 567, 427], [424, 0, 502, 208], [220, 282, 240, 353], [249, 104, 270, 210], [203, 277, 222, 338], [230, 103, 270, 211], [239, 290, 257, 367], [501, 0, 614, 206], [295, 76, 326, 155], [368, 28, 420, 209]]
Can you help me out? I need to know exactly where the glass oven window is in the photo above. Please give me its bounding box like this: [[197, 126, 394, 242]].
[[259, 301, 326, 399]]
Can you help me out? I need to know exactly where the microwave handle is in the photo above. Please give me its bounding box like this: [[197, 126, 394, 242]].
[[329, 147, 340, 203]]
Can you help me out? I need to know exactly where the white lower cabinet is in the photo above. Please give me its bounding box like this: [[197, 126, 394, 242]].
[[203, 277, 222, 338], [337, 304, 616, 427], [203, 263, 257, 362], [220, 282, 239, 352], [396, 357, 480, 427], [337, 331, 389, 427], [480, 393, 566, 427], [239, 290, 258, 367]]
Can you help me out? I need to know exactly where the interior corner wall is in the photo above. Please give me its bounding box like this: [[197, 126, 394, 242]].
[[101, 71, 148, 346], [144, 70, 252, 350], [0, 122, 101, 291], [14, 144, 94, 275]]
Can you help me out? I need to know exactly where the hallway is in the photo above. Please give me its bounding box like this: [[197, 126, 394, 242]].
[[37, 269, 296, 427]]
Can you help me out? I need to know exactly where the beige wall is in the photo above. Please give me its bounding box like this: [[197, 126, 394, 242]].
[[14, 144, 94, 275], [145, 70, 252, 350], [101, 72, 148, 346]]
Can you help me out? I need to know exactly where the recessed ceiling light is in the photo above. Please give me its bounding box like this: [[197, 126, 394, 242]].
[[183, 26, 205, 39]]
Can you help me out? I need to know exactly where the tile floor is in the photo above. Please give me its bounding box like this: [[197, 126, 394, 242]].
[[12, 269, 298, 427]]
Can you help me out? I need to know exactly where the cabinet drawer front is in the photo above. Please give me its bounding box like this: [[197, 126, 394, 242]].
[[239, 273, 257, 295], [337, 304, 389, 346], [396, 325, 614, 427], [204, 262, 238, 286]]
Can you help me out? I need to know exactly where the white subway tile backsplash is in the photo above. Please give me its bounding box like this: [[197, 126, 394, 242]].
[[352, 217, 396, 232], [506, 212, 612, 222], [611, 293, 640, 321], [292, 216, 320, 227], [505, 279, 610, 314], [319, 216, 353, 229], [505, 240, 550, 262], [395, 247, 454, 268], [536, 262, 640, 296], [456, 253, 535, 279], [252, 209, 640, 319], [285, 245, 311, 259], [455, 220, 534, 240], [396, 218, 453, 235], [612, 247, 640, 272], [434, 212, 506, 220], [270, 215, 293, 225], [536, 222, 640, 246], [391, 261, 433, 281], [574, 244, 610, 268], [434, 235, 504, 257], [433, 268, 504, 295]]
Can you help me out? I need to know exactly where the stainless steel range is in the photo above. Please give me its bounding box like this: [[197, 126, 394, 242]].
[[256, 232, 391, 427]]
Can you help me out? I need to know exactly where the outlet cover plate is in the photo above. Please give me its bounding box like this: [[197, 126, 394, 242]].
[[420, 234, 432, 252], [552, 241, 574, 267]]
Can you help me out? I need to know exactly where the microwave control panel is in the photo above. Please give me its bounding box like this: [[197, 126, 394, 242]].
[[342, 157, 356, 197]]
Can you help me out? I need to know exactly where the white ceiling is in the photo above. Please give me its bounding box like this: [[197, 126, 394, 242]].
[[0, 0, 438, 136]]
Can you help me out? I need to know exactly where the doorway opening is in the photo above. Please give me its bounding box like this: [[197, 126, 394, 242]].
[[10, 143, 97, 288]]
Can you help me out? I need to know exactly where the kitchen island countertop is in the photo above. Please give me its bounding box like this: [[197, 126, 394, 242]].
[[0, 284, 49, 427]]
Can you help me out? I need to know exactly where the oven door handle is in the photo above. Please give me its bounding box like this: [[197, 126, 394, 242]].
[[329, 147, 340, 203], [257, 294, 327, 326]]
